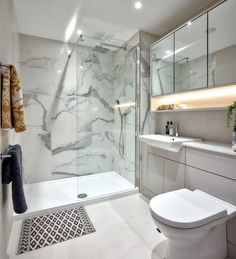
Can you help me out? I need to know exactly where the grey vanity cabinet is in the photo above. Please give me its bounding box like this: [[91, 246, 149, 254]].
[[163, 159, 185, 192], [146, 153, 164, 195], [140, 145, 185, 198]]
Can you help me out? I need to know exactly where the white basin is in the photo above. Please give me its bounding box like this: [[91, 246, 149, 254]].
[[139, 134, 201, 152]]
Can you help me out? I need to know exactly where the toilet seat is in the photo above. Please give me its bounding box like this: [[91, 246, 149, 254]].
[[149, 189, 235, 229]]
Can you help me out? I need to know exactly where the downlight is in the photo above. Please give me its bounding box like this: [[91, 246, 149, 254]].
[[134, 1, 142, 9]]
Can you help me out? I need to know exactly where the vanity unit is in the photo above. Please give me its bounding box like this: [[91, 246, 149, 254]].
[[145, 1, 236, 257], [139, 137, 236, 257], [140, 143, 186, 199], [140, 138, 236, 202]]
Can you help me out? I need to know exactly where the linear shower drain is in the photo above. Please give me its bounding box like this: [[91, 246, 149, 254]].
[[77, 193, 88, 199]]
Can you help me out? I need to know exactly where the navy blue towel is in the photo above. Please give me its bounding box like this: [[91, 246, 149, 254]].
[[2, 145, 27, 214]]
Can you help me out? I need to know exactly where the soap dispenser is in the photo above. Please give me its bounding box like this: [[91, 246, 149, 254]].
[[169, 121, 174, 136]]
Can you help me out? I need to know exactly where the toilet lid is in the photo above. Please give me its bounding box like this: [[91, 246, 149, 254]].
[[150, 189, 228, 229]]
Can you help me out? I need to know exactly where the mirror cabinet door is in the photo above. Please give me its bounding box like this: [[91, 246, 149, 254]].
[[151, 35, 174, 96], [208, 0, 236, 86], [174, 14, 208, 93]]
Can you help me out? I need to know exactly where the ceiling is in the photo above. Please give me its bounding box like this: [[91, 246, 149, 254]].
[[13, 0, 220, 43]]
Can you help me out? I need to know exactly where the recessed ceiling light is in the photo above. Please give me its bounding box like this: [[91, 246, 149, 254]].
[[134, 1, 142, 9], [80, 65, 83, 69], [67, 50, 71, 55], [187, 21, 192, 26], [166, 50, 171, 55], [77, 29, 83, 35], [57, 70, 62, 74]]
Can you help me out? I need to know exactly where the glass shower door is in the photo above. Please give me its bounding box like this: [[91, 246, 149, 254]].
[[75, 40, 137, 200]]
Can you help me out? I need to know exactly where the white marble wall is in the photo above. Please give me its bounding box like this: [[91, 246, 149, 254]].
[[140, 31, 159, 135], [112, 44, 137, 185], [19, 34, 115, 184], [112, 31, 159, 185], [19, 31, 157, 187]]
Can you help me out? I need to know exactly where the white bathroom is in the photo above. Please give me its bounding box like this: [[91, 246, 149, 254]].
[[0, 0, 236, 259]]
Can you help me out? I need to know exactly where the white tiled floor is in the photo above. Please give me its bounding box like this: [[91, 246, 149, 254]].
[[8, 194, 167, 259], [20, 172, 135, 217]]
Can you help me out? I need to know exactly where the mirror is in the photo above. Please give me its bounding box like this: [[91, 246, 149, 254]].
[[208, 0, 236, 86], [151, 0, 236, 98], [174, 13, 208, 92], [151, 35, 174, 96]]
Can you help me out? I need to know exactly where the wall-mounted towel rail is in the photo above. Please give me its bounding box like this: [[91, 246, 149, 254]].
[[0, 62, 10, 67], [1, 154, 12, 160]]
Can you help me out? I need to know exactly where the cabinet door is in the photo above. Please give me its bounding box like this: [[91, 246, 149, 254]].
[[163, 159, 185, 192], [208, 0, 236, 86], [146, 153, 164, 194], [186, 166, 236, 206], [175, 13, 208, 92], [151, 34, 174, 96]]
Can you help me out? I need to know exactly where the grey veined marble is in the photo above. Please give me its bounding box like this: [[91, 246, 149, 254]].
[[19, 33, 137, 185], [19, 31, 156, 186]]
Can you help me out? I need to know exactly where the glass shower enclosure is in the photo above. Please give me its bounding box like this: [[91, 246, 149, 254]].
[[19, 33, 138, 215], [75, 38, 137, 198]]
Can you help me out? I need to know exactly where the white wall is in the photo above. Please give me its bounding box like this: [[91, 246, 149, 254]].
[[0, 0, 20, 258], [156, 109, 232, 144]]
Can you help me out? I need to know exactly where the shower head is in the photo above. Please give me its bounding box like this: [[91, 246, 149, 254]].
[[93, 46, 110, 54]]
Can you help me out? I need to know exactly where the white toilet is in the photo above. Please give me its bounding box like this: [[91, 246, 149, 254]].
[[150, 189, 236, 259]]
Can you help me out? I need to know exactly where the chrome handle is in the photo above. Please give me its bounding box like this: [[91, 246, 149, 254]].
[[1, 154, 11, 160]]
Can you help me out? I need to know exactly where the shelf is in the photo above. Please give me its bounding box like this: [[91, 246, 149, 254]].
[[152, 107, 228, 113], [151, 85, 236, 112]]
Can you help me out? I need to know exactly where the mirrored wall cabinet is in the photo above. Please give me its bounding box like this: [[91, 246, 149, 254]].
[[152, 35, 174, 96], [151, 0, 236, 103]]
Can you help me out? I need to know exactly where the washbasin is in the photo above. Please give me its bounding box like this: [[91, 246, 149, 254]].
[[139, 134, 201, 152]]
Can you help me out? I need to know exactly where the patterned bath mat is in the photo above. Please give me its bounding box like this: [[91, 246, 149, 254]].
[[17, 207, 95, 254]]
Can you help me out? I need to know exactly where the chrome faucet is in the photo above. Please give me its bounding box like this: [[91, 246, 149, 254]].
[[175, 123, 179, 137]]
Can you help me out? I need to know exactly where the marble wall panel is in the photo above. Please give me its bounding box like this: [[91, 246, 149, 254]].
[[19, 34, 115, 183], [19, 31, 157, 187], [140, 31, 159, 135]]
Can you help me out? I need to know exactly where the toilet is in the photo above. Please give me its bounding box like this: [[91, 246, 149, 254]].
[[150, 189, 236, 259]]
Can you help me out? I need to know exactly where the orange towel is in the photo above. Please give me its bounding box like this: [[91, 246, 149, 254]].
[[1, 67, 12, 129], [1, 65, 27, 132]]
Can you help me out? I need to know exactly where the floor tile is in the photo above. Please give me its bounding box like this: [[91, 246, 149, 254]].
[[9, 194, 166, 259]]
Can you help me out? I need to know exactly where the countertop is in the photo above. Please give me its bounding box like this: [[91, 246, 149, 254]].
[[184, 141, 236, 157]]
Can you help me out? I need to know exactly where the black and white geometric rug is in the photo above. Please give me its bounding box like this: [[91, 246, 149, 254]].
[[17, 207, 96, 254]]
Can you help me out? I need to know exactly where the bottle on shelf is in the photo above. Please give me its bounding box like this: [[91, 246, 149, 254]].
[[169, 121, 174, 136], [165, 121, 170, 135]]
